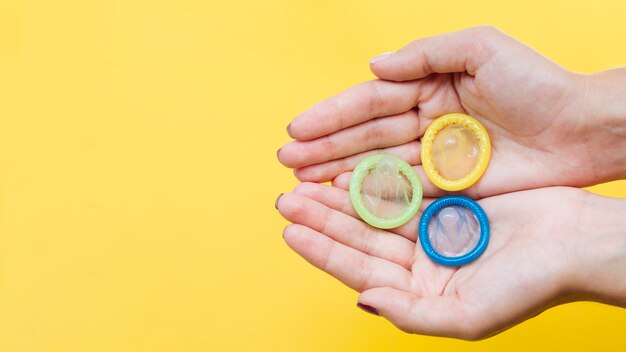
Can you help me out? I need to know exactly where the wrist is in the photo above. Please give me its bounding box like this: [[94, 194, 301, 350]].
[[577, 70, 626, 181], [565, 192, 626, 306]]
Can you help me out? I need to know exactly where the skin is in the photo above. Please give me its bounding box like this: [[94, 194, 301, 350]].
[[277, 26, 626, 198], [276, 183, 626, 340], [276, 27, 626, 339]]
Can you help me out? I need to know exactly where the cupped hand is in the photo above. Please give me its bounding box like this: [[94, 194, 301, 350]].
[[276, 182, 606, 339], [278, 26, 599, 198]]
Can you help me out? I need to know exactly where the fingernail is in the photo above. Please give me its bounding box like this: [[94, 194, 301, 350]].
[[276, 148, 282, 160], [357, 302, 379, 316], [369, 52, 394, 64], [286, 123, 293, 138], [275, 193, 284, 209]]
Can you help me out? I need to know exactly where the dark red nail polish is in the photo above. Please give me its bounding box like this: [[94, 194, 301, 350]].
[[275, 193, 284, 209], [357, 303, 379, 316], [286, 123, 293, 138]]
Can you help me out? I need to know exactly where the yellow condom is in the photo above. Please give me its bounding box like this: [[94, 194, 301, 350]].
[[421, 113, 491, 191]]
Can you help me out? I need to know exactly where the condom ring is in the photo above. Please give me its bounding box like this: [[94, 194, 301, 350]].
[[350, 154, 423, 229], [421, 113, 491, 191], [418, 196, 489, 266]]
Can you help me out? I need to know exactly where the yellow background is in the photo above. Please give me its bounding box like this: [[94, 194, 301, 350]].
[[1, 0, 626, 351]]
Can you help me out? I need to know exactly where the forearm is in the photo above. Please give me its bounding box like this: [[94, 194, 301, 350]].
[[579, 69, 626, 182], [568, 192, 626, 307]]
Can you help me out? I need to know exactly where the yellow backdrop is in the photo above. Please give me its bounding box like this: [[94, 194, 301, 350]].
[[1, 0, 625, 351]]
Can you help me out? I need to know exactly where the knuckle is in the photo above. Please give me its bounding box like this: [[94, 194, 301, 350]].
[[364, 120, 385, 147], [410, 142, 422, 162], [358, 269, 375, 292], [321, 135, 338, 161], [366, 82, 384, 116]]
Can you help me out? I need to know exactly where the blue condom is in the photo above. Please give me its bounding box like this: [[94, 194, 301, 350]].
[[418, 196, 489, 266]]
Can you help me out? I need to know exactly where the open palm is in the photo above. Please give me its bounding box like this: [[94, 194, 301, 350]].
[[277, 182, 591, 339], [278, 26, 600, 198]]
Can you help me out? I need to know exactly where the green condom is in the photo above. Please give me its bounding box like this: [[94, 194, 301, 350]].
[[350, 154, 423, 229]]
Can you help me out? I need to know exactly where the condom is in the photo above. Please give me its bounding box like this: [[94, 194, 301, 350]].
[[418, 196, 489, 266], [350, 154, 423, 229], [421, 113, 491, 191]]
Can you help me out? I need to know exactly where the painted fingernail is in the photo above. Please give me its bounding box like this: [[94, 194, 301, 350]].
[[286, 123, 293, 138], [369, 52, 394, 64], [275, 193, 284, 209], [357, 302, 380, 316]]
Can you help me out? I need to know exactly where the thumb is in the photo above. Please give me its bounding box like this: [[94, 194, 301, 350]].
[[358, 287, 481, 339], [369, 26, 504, 82]]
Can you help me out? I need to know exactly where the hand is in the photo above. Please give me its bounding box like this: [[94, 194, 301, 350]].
[[277, 26, 626, 198], [275, 182, 626, 339]]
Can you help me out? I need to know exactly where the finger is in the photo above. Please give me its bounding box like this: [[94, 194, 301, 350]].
[[332, 167, 448, 198], [294, 141, 421, 183], [358, 287, 478, 339], [279, 110, 423, 169], [277, 192, 415, 268], [293, 182, 435, 242], [370, 26, 502, 82], [283, 224, 412, 292], [287, 79, 422, 141], [290, 184, 458, 298]]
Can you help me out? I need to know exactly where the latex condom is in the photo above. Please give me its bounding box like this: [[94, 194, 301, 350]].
[[350, 154, 423, 229], [421, 113, 491, 191], [419, 196, 489, 266]]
